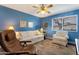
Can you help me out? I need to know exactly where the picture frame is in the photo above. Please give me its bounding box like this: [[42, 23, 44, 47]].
[[52, 15, 77, 32], [19, 20, 28, 28], [28, 22, 34, 28], [63, 15, 77, 32], [53, 18, 63, 31]]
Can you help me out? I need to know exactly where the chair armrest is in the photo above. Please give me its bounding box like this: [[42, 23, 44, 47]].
[[53, 34, 56, 37], [66, 35, 69, 39]]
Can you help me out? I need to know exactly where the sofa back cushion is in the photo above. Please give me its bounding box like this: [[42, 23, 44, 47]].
[[18, 30, 37, 40], [28, 31, 36, 36], [56, 31, 68, 37]]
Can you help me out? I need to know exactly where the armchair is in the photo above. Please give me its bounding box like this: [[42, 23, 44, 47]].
[[53, 31, 68, 46]]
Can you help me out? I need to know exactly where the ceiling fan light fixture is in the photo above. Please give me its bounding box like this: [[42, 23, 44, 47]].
[[33, 4, 53, 14], [39, 7, 48, 14], [40, 10, 46, 14]]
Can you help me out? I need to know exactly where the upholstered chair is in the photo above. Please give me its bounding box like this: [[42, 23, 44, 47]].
[[53, 31, 68, 46]]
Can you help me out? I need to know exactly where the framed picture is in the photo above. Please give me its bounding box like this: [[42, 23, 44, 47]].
[[28, 22, 34, 28], [42, 22, 48, 29], [53, 18, 63, 30], [19, 20, 28, 27], [63, 15, 77, 32], [52, 15, 77, 32]]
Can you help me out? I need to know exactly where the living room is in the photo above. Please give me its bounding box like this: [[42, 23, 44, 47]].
[[0, 4, 79, 55]]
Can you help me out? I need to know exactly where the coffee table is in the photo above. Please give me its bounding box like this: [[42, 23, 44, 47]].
[[20, 40, 32, 46]]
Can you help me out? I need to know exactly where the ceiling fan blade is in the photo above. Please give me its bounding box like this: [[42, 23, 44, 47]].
[[32, 6, 38, 8], [47, 4, 53, 8], [37, 11, 40, 14], [47, 11, 50, 13]]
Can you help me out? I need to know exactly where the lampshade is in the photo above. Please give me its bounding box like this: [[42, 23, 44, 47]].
[[8, 25, 14, 30], [40, 28, 44, 33], [36, 30, 41, 35]]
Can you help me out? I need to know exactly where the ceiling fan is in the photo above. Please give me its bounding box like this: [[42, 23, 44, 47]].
[[32, 4, 53, 14]]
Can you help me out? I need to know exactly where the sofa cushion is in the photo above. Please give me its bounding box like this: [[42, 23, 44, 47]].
[[56, 31, 68, 37], [53, 36, 67, 41], [28, 31, 36, 36], [52, 38, 67, 46], [18, 30, 44, 40]]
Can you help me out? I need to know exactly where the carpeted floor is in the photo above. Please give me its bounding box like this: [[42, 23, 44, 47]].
[[35, 39, 76, 55]]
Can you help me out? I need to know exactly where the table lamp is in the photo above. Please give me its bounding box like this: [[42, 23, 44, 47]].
[[8, 25, 14, 30]]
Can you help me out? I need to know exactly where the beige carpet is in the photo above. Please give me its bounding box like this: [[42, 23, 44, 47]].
[[0, 39, 76, 55], [35, 39, 76, 55]]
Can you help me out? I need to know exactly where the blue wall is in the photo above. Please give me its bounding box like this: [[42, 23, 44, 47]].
[[41, 9, 79, 43], [0, 5, 79, 43], [0, 5, 41, 31]]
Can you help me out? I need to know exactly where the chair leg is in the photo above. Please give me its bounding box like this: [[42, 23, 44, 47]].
[[66, 44, 68, 47]]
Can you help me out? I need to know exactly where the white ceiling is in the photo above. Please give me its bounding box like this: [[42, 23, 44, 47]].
[[1, 4, 79, 18]]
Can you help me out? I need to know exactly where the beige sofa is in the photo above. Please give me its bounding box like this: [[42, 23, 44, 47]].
[[53, 31, 69, 46], [16, 30, 44, 44]]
